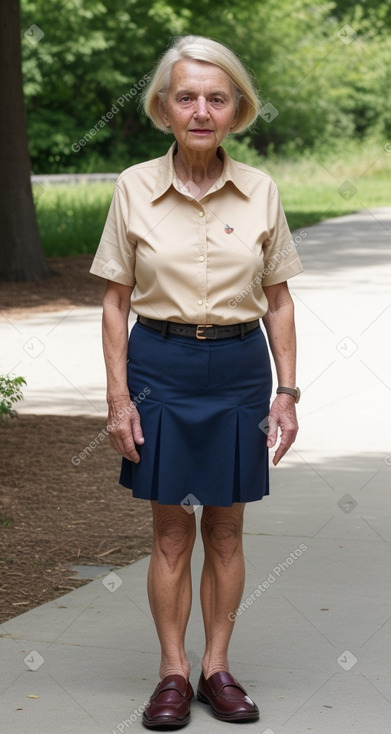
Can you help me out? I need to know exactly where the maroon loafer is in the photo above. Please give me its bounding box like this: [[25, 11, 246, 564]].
[[142, 674, 194, 729], [197, 671, 259, 722]]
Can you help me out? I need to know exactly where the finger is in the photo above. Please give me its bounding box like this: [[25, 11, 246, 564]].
[[123, 436, 141, 463], [130, 412, 145, 445], [272, 445, 285, 466], [272, 429, 297, 465], [266, 414, 278, 448], [273, 441, 290, 465], [110, 431, 141, 463]]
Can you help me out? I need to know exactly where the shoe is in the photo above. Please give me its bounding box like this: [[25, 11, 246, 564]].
[[197, 670, 259, 722], [142, 674, 194, 729]]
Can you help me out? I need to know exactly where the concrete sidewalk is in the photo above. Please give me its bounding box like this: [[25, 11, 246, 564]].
[[1, 208, 391, 733]]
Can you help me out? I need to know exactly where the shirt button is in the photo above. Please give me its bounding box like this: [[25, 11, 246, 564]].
[[197, 299, 203, 306], [198, 256, 205, 262], [198, 211, 205, 217]]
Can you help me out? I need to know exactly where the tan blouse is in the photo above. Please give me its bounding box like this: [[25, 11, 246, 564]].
[[90, 143, 303, 324]]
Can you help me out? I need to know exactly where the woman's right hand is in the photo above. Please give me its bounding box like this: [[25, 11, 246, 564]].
[[101, 281, 142, 461], [107, 398, 145, 463]]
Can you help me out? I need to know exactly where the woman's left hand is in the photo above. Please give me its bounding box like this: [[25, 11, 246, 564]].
[[266, 393, 298, 466]]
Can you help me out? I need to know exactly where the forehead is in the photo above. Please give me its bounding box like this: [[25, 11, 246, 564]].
[[168, 59, 234, 93]]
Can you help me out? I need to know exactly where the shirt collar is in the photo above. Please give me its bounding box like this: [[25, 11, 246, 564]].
[[151, 141, 251, 201]]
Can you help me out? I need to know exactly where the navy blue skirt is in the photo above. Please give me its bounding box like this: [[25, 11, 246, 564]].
[[119, 321, 272, 507]]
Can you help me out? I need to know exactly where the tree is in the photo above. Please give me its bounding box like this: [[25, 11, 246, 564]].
[[20, 0, 391, 173], [0, 0, 49, 281]]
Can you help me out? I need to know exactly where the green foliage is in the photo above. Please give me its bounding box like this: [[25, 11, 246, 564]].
[[0, 375, 27, 423], [0, 516, 14, 528], [20, 0, 391, 173]]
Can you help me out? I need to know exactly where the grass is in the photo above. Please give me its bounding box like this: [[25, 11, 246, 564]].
[[267, 143, 391, 231], [34, 181, 115, 257], [33, 139, 391, 256], [0, 516, 14, 528]]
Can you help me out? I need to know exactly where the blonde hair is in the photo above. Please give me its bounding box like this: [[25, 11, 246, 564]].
[[142, 35, 260, 134]]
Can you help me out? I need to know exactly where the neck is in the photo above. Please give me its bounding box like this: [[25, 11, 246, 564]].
[[173, 144, 223, 185]]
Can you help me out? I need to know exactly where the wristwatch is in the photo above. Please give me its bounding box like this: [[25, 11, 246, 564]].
[[276, 386, 301, 403]]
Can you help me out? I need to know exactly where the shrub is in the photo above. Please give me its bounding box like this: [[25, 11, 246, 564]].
[[0, 375, 27, 424]]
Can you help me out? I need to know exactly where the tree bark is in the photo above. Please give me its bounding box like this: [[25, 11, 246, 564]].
[[0, 0, 50, 281]]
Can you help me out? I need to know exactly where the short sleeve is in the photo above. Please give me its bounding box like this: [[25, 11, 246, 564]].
[[261, 185, 303, 286], [89, 183, 136, 286]]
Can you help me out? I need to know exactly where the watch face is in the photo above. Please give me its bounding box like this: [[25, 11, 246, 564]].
[[295, 387, 301, 404]]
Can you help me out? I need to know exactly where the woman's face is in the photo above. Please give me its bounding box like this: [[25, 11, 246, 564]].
[[160, 59, 238, 154]]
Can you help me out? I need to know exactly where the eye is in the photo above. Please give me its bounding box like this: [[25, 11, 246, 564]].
[[211, 97, 224, 105]]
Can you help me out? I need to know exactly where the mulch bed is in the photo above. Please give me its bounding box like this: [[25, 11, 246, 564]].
[[0, 257, 153, 624], [0, 254, 105, 317]]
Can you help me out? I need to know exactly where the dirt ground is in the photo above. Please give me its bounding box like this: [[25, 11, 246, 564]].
[[0, 256, 153, 624]]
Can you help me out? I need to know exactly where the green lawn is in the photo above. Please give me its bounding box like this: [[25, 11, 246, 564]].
[[33, 140, 391, 257], [271, 148, 391, 232], [33, 181, 115, 257]]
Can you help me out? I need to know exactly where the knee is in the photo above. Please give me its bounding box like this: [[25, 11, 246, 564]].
[[154, 513, 195, 569], [201, 511, 243, 566]]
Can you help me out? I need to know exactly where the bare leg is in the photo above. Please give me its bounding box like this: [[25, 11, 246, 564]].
[[200, 503, 246, 679], [147, 501, 196, 680]]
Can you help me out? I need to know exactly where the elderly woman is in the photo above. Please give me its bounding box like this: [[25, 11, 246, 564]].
[[90, 35, 302, 728]]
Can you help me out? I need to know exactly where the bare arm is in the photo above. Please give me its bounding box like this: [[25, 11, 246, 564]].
[[102, 280, 144, 463], [262, 281, 299, 465]]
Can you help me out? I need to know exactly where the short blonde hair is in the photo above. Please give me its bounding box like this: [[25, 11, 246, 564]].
[[142, 35, 260, 134]]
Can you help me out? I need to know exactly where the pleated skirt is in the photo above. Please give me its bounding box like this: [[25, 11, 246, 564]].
[[119, 321, 272, 507]]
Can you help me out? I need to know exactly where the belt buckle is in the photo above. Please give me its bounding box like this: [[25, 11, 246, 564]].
[[196, 324, 214, 340]]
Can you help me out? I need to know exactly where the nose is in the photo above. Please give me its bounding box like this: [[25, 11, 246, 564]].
[[194, 96, 209, 119]]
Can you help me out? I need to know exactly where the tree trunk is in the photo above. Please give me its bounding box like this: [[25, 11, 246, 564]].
[[0, 0, 50, 281]]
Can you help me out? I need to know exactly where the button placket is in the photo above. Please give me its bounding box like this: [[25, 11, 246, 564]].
[[195, 205, 207, 318]]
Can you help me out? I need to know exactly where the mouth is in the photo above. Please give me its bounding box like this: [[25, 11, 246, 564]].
[[189, 129, 213, 135]]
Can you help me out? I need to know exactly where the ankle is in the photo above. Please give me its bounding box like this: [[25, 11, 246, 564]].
[[159, 663, 190, 681], [201, 657, 229, 680]]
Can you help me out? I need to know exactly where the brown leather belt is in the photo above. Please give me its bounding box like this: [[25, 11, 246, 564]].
[[137, 316, 259, 340]]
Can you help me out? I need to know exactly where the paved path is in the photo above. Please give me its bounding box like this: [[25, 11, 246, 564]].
[[32, 173, 118, 184], [1, 208, 391, 733]]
